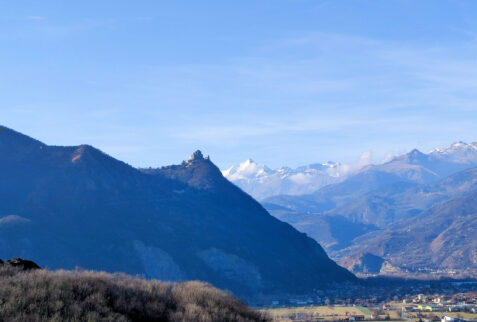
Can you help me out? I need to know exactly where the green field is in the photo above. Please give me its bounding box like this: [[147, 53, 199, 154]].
[[357, 307, 373, 315]]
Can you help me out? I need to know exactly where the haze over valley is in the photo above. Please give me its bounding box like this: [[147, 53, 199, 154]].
[[224, 142, 477, 278]]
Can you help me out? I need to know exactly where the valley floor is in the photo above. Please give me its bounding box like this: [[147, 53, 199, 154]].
[[263, 300, 477, 322]]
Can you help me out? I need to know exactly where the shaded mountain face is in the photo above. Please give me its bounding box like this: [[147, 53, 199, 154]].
[[0, 126, 355, 299], [261, 170, 423, 252], [326, 167, 477, 228], [262, 168, 435, 217], [339, 190, 477, 276], [322, 167, 477, 276], [269, 210, 378, 253]]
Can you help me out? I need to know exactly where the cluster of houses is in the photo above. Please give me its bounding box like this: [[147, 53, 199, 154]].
[[262, 290, 477, 322], [402, 293, 477, 314]]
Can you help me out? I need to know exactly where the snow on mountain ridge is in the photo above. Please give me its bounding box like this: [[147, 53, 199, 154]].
[[224, 141, 477, 200], [222, 158, 273, 181], [222, 159, 346, 200], [429, 141, 477, 164], [430, 141, 477, 153]]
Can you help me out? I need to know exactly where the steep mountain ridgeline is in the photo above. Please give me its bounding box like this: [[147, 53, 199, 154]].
[[0, 126, 356, 300]]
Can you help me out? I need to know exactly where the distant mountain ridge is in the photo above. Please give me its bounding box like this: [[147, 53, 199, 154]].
[[339, 187, 477, 276], [263, 142, 477, 214], [223, 142, 477, 201], [429, 141, 477, 163], [222, 158, 346, 200], [258, 142, 477, 277], [0, 125, 355, 300]]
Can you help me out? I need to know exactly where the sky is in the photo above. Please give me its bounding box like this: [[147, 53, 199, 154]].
[[2, 0, 477, 169]]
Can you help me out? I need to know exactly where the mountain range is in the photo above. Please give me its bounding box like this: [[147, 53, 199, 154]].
[[338, 168, 477, 276], [0, 126, 355, 300], [244, 142, 477, 277], [225, 142, 477, 206], [222, 159, 346, 200]]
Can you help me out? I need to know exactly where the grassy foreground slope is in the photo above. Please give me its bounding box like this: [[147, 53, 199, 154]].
[[0, 266, 269, 322]]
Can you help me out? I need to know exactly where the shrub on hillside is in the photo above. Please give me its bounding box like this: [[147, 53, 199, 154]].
[[0, 265, 269, 322]]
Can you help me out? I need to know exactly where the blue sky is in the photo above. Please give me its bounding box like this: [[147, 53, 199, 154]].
[[2, 0, 477, 169]]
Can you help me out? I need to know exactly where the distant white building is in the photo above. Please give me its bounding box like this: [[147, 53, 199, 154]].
[[441, 315, 465, 322]]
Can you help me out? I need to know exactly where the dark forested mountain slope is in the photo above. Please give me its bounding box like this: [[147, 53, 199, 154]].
[[0, 126, 355, 299]]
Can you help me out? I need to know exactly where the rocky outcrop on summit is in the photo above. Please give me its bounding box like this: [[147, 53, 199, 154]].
[[0, 126, 355, 300], [2, 258, 41, 270], [140, 150, 224, 190]]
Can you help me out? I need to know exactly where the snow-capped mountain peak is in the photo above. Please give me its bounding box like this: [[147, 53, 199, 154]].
[[222, 159, 272, 181], [431, 141, 477, 153], [429, 147, 444, 153], [430, 141, 477, 164], [223, 140, 477, 200], [222, 159, 347, 200]]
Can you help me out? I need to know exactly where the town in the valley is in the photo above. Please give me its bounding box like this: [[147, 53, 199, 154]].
[[262, 280, 477, 322]]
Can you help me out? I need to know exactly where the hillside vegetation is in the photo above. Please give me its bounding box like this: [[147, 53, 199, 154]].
[[0, 265, 269, 322]]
